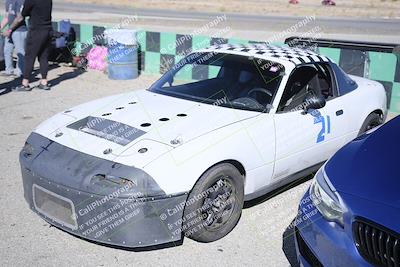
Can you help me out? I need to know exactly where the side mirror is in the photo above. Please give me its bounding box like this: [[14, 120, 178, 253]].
[[303, 91, 326, 113]]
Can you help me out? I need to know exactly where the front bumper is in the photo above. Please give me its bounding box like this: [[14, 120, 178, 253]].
[[294, 191, 372, 267], [20, 133, 188, 248], [21, 165, 187, 248]]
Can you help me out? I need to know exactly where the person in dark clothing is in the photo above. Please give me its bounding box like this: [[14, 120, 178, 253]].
[[5, 0, 53, 91]]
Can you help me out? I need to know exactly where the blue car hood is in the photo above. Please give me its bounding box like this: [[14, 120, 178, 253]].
[[325, 116, 400, 210], [340, 192, 400, 233]]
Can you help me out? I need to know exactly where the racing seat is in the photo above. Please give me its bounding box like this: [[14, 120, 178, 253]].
[[246, 75, 275, 106], [281, 66, 318, 111], [229, 70, 255, 99]]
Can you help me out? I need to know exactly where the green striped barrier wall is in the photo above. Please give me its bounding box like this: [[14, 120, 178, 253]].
[[2, 16, 399, 113], [316, 47, 399, 113], [138, 31, 285, 79]]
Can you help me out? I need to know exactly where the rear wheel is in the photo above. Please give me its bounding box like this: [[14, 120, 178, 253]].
[[358, 113, 383, 136], [182, 163, 244, 242]]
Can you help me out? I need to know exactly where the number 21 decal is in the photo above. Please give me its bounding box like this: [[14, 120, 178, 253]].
[[314, 115, 331, 143]]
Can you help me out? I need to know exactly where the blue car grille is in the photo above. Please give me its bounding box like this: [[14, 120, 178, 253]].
[[353, 219, 400, 267]]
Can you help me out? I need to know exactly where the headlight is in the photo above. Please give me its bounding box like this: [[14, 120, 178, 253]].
[[91, 174, 136, 187], [87, 165, 166, 198], [310, 167, 344, 226]]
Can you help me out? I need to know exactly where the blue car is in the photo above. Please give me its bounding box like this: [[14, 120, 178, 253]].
[[294, 116, 400, 267]]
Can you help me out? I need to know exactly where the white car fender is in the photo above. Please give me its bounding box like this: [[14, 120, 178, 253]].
[[142, 114, 276, 196], [348, 76, 387, 132]]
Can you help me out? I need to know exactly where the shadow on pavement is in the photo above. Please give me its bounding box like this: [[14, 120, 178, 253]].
[[0, 76, 22, 96], [283, 220, 300, 267], [48, 68, 86, 87], [0, 64, 84, 95], [243, 174, 313, 209]]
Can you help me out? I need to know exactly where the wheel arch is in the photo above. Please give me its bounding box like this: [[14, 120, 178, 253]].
[[371, 109, 384, 117], [219, 159, 246, 178], [365, 109, 385, 124], [196, 159, 247, 187], [358, 109, 385, 135]]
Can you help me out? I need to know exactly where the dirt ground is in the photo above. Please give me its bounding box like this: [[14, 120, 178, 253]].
[[65, 0, 400, 18]]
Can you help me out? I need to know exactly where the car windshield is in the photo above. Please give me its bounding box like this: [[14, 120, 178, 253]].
[[149, 52, 285, 112]]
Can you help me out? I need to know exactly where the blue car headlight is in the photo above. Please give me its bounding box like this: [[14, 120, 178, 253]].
[[310, 167, 344, 226]]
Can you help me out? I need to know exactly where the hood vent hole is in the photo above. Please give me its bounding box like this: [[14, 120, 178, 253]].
[[177, 114, 187, 117], [159, 118, 169, 122], [102, 113, 112, 117], [116, 107, 125, 110], [138, 148, 148, 154], [141, 123, 151, 127], [128, 102, 137, 105]]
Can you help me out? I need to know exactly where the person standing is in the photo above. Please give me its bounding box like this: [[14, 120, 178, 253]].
[[5, 0, 53, 91], [0, 0, 27, 77]]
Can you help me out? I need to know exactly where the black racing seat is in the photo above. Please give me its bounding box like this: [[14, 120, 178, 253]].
[[281, 66, 319, 111], [229, 70, 255, 99]]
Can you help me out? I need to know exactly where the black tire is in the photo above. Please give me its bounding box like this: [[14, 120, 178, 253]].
[[182, 163, 244, 243], [358, 113, 383, 136]]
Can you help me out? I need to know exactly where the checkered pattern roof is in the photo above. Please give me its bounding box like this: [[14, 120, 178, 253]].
[[208, 44, 332, 65]]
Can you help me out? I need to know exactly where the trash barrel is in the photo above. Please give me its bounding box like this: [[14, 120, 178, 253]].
[[105, 29, 138, 80]]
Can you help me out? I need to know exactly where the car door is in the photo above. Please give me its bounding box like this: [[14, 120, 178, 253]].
[[272, 63, 349, 181]]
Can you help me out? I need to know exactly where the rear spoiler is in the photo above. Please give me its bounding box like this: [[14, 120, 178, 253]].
[[285, 37, 400, 54]]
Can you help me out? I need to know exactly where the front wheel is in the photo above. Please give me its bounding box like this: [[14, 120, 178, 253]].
[[182, 163, 244, 242], [358, 113, 384, 136]]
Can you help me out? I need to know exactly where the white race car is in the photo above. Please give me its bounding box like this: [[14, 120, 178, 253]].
[[20, 44, 387, 248]]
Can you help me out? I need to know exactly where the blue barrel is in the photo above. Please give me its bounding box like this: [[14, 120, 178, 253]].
[[106, 29, 138, 80]]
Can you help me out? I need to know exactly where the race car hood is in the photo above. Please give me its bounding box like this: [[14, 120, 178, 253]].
[[33, 89, 260, 167]]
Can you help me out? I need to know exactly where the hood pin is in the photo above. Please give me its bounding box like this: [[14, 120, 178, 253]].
[[170, 136, 183, 145], [103, 148, 113, 155]]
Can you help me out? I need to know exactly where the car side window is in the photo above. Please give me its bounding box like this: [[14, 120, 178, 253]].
[[330, 63, 358, 95], [277, 63, 335, 113], [315, 63, 337, 100]]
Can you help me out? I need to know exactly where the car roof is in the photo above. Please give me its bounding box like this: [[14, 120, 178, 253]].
[[199, 43, 333, 67]]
